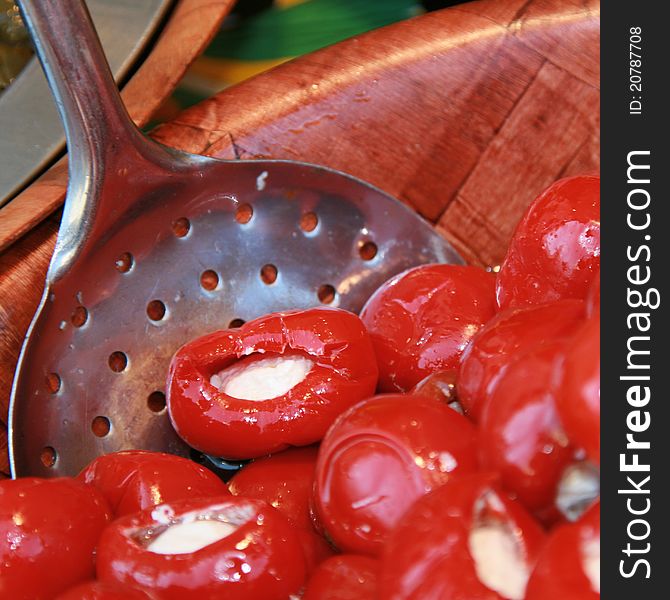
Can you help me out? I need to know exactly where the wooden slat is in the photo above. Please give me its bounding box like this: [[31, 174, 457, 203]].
[[438, 59, 599, 265]]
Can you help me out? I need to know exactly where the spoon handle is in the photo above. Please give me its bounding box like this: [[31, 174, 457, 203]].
[[17, 0, 170, 280], [17, 0, 142, 177]]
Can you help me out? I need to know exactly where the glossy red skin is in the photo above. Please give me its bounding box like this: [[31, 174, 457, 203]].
[[585, 271, 600, 318], [360, 264, 496, 392], [496, 175, 601, 310], [457, 299, 585, 422], [167, 307, 378, 459], [97, 496, 306, 600], [228, 446, 334, 572], [0, 478, 112, 600], [77, 450, 229, 517], [526, 502, 600, 600], [55, 581, 156, 600], [313, 393, 478, 556], [410, 369, 462, 412], [379, 474, 545, 600], [556, 317, 600, 463], [479, 342, 573, 518], [303, 555, 379, 600]]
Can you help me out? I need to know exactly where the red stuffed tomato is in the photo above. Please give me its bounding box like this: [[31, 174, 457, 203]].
[[555, 317, 600, 464], [457, 299, 585, 422], [303, 554, 379, 600], [78, 450, 229, 517], [312, 393, 478, 556], [97, 496, 306, 600], [379, 474, 545, 600], [478, 342, 574, 521], [0, 477, 112, 600], [167, 307, 378, 459], [360, 264, 496, 392], [228, 446, 334, 572], [496, 175, 600, 310], [525, 502, 600, 600]]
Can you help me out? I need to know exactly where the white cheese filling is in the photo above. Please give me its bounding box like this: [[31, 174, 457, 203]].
[[147, 519, 237, 555], [556, 461, 600, 522], [582, 536, 600, 593], [468, 523, 529, 600], [211, 354, 313, 401]]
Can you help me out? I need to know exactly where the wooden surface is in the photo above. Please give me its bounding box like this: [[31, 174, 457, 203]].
[[0, 0, 600, 477]]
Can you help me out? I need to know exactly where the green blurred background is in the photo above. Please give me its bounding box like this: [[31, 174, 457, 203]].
[[2, 0, 463, 118], [156, 0, 463, 121]]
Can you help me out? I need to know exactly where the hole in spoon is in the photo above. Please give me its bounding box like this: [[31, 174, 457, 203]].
[[147, 300, 167, 321], [115, 252, 134, 273], [148, 391, 166, 413], [108, 351, 128, 373], [71, 306, 88, 328], [172, 217, 191, 238], [235, 203, 253, 224], [46, 372, 61, 394], [40, 446, 57, 468], [300, 211, 318, 232], [318, 284, 336, 304], [228, 318, 245, 328], [359, 241, 378, 261], [260, 264, 278, 284], [200, 270, 220, 291], [91, 416, 111, 437]]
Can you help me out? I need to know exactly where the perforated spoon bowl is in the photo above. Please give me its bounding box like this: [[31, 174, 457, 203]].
[[9, 0, 462, 478]]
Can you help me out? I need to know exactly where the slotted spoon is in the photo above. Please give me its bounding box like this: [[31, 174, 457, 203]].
[[9, 0, 462, 478]]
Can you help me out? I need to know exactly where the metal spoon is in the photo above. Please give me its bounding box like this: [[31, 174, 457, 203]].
[[9, 0, 462, 478]]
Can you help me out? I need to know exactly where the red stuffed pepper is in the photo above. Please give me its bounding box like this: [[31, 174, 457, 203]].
[[0, 477, 112, 600], [303, 555, 379, 600], [228, 446, 334, 573], [478, 341, 575, 522], [457, 299, 586, 422], [78, 450, 230, 517], [97, 496, 306, 600], [585, 270, 600, 318], [360, 264, 496, 392], [495, 174, 600, 311], [312, 393, 478, 556], [410, 370, 462, 413], [167, 307, 378, 459], [379, 474, 545, 600], [525, 502, 600, 600], [555, 316, 600, 464], [55, 581, 156, 600]]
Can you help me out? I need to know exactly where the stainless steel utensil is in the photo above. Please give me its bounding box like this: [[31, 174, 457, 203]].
[[0, 0, 173, 207], [9, 0, 462, 478]]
